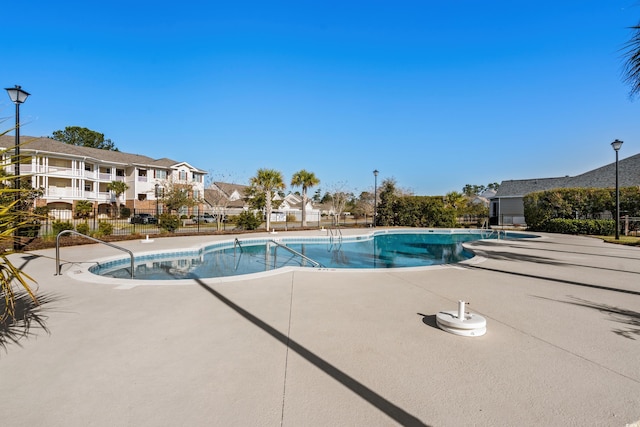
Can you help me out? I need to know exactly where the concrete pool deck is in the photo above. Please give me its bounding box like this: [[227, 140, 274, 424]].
[[1, 229, 639, 426]]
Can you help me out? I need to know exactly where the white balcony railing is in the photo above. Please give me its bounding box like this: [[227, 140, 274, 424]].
[[46, 187, 76, 198]]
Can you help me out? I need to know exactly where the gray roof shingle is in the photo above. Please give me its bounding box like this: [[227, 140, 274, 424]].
[[495, 152, 640, 197], [0, 135, 205, 171]]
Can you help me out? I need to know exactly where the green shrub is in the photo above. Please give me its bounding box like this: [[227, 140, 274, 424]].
[[52, 220, 74, 235], [543, 219, 615, 235], [76, 222, 90, 235], [524, 187, 640, 231], [120, 206, 131, 218], [286, 214, 297, 222], [235, 211, 262, 230], [98, 221, 113, 236], [159, 213, 180, 233]]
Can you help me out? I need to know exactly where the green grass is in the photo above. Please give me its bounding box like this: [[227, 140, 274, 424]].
[[598, 235, 640, 246]]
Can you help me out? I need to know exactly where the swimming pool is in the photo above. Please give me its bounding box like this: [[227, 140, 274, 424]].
[[89, 229, 535, 281]]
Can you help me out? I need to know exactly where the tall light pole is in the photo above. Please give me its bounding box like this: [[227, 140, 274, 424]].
[[5, 85, 30, 250], [155, 183, 160, 217], [611, 139, 623, 240], [373, 169, 379, 227]]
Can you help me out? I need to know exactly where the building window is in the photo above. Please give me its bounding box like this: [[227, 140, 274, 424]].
[[138, 194, 147, 201], [179, 170, 187, 180], [156, 169, 167, 180], [84, 182, 92, 191], [116, 169, 125, 177]]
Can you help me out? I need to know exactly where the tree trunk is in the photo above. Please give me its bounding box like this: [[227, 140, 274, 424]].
[[265, 192, 272, 231], [301, 190, 308, 227]]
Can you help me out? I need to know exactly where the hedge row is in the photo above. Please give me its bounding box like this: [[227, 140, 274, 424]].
[[524, 187, 640, 233], [540, 219, 615, 235]]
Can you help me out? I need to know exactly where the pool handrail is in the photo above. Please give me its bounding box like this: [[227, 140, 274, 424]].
[[269, 239, 324, 268], [234, 238, 243, 253], [328, 226, 343, 243], [55, 230, 135, 278]]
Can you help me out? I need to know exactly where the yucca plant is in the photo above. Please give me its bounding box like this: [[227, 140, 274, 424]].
[[0, 128, 39, 327]]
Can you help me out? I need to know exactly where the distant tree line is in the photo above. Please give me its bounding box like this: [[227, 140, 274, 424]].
[[51, 126, 119, 151]]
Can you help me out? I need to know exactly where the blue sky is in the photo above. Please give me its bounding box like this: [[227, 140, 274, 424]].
[[2, 1, 639, 196]]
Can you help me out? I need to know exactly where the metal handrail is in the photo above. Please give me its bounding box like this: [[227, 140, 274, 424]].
[[234, 238, 243, 253], [55, 230, 135, 278], [328, 226, 342, 243], [269, 239, 323, 268]]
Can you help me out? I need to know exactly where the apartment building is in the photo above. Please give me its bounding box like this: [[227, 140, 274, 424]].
[[0, 135, 207, 219]]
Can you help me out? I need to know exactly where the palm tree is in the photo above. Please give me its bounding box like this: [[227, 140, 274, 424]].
[[622, 23, 640, 98], [249, 168, 286, 231], [0, 135, 38, 328], [106, 181, 129, 218], [290, 170, 320, 227]]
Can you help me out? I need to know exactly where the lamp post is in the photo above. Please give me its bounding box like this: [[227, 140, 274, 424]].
[[155, 183, 160, 217], [611, 139, 623, 240], [373, 169, 379, 227], [5, 85, 30, 250]]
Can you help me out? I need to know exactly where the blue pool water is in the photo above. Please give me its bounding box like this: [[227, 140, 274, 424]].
[[90, 230, 534, 280]]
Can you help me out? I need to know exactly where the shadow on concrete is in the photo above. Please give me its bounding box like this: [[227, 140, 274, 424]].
[[468, 243, 640, 276], [534, 295, 640, 340], [193, 277, 430, 427], [417, 313, 440, 330], [0, 290, 58, 354], [468, 240, 564, 264], [464, 264, 640, 296]]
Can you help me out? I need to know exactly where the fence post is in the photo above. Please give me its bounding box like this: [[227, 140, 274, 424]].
[[624, 215, 629, 236]]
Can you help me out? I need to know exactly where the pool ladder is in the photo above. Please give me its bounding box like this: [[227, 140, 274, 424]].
[[328, 226, 342, 243]]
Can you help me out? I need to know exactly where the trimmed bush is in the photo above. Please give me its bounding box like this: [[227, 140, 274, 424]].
[[159, 213, 180, 233], [235, 211, 262, 230], [52, 220, 74, 235], [76, 222, 90, 235], [542, 219, 615, 235], [98, 221, 113, 236], [286, 214, 297, 223]]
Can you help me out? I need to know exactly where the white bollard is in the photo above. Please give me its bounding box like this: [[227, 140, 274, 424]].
[[458, 300, 466, 321]]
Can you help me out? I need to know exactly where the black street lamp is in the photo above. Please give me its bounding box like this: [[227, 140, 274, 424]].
[[373, 169, 379, 227], [155, 183, 161, 217], [5, 85, 30, 250], [611, 139, 623, 240]]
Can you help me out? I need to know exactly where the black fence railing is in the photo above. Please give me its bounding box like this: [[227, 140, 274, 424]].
[[37, 209, 377, 238]]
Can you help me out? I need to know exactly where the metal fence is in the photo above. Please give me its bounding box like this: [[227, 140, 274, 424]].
[[37, 209, 377, 237]]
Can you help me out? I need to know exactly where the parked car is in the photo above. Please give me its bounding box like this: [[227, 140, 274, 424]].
[[130, 213, 158, 224], [194, 214, 216, 223], [194, 213, 226, 223]]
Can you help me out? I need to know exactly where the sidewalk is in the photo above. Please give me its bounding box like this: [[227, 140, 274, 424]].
[[1, 230, 639, 426]]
